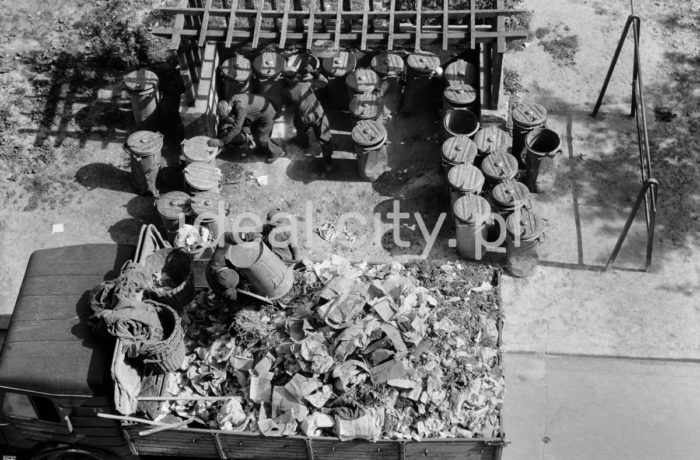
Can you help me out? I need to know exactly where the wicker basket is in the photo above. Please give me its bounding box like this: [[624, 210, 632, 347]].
[[143, 248, 195, 310], [138, 303, 186, 374]]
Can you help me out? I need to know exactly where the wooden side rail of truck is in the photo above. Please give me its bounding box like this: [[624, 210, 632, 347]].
[[0, 241, 505, 460]]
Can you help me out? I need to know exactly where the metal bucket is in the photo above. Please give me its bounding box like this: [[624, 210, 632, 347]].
[[219, 55, 252, 99], [474, 124, 512, 167], [181, 136, 220, 166], [156, 191, 192, 241], [403, 52, 441, 113], [481, 151, 519, 189], [349, 92, 383, 122], [125, 130, 163, 197], [252, 51, 286, 94], [320, 51, 357, 110], [524, 128, 562, 193], [352, 120, 388, 182], [441, 135, 478, 176], [443, 58, 478, 88], [442, 109, 480, 141], [190, 191, 228, 242], [226, 240, 294, 299], [447, 164, 484, 228], [183, 163, 222, 196], [442, 83, 477, 113]]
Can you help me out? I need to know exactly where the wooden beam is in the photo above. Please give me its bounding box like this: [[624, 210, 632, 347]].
[[482, 42, 492, 108], [306, 0, 316, 49], [280, 0, 291, 48], [442, 0, 449, 50], [414, 0, 422, 50], [225, 0, 239, 48], [333, 0, 342, 50], [158, 6, 529, 17], [198, 0, 213, 47], [360, 0, 369, 50], [496, 0, 506, 53], [169, 0, 189, 50], [491, 46, 503, 108], [387, 0, 396, 50], [252, 0, 265, 49], [470, 0, 476, 49], [0, 314, 10, 331]]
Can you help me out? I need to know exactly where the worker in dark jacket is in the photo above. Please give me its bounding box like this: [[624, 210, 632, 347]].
[[205, 232, 242, 306], [283, 65, 334, 172], [210, 93, 286, 163], [263, 208, 299, 263]]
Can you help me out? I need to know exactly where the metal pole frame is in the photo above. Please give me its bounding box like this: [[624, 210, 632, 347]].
[[592, 14, 659, 272]]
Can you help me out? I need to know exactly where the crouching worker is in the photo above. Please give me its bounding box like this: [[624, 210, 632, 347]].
[[210, 94, 286, 163], [283, 65, 334, 172], [205, 232, 241, 306]]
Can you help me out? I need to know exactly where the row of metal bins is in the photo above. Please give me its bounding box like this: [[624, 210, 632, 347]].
[[441, 126, 545, 277]]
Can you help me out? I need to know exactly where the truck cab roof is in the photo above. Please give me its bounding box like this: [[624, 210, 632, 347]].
[[0, 244, 134, 397]]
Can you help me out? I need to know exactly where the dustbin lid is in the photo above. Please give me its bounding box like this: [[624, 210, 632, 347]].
[[346, 68, 380, 93], [447, 164, 484, 192], [220, 55, 252, 82], [253, 51, 286, 78], [491, 179, 530, 208], [157, 191, 192, 220], [190, 191, 227, 218], [286, 53, 320, 72], [181, 136, 220, 163], [512, 102, 547, 127], [349, 92, 381, 119], [453, 194, 491, 225], [407, 52, 440, 74], [351, 119, 387, 147], [441, 135, 477, 165], [474, 125, 512, 156], [126, 130, 163, 156], [371, 52, 404, 76], [184, 163, 222, 191], [124, 69, 159, 92], [444, 59, 477, 85], [443, 83, 477, 106], [506, 208, 544, 241], [481, 152, 518, 181], [322, 51, 357, 77]]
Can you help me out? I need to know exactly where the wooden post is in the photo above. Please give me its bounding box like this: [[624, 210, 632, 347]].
[[225, 0, 239, 48]]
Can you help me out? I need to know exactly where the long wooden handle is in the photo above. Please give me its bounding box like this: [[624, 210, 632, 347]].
[[96, 413, 164, 426], [139, 417, 194, 436]]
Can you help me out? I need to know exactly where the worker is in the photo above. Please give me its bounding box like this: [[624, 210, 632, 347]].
[[210, 93, 286, 163], [155, 54, 186, 143], [263, 209, 299, 263], [205, 232, 242, 306], [282, 65, 334, 172]]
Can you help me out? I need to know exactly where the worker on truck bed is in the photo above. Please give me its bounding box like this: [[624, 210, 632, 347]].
[[210, 94, 286, 163], [264, 208, 299, 263], [282, 64, 334, 173], [206, 232, 245, 305]]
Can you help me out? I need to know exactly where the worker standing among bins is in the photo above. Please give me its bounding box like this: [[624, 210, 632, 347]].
[[210, 93, 286, 163], [283, 64, 334, 172]]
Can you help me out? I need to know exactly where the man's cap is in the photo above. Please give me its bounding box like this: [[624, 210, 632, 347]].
[[217, 100, 232, 117], [215, 267, 240, 288]]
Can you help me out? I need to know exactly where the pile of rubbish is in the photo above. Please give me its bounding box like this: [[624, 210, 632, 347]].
[[153, 257, 504, 441]]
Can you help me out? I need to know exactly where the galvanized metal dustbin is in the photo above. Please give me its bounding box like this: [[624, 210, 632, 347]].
[[352, 119, 388, 182], [442, 83, 477, 113], [190, 191, 228, 243], [124, 69, 159, 127], [252, 51, 286, 94], [156, 190, 192, 240], [442, 109, 480, 141], [371, 52, 404, 114], [441, 135, 478, 176], [489, 179, 531, 243], [444, 58, 478, 87], [524, 128, 562, 193], [349, 92, 383, 122], [447, 164, 485, 227], [481, 151, 519, 190], [219, 54, 252, 99], [474, 124, 512, 167], [183, 162, 222, 196], [181, 136, 220, 166], [506, 208, 545, 277], [403, 52, 441, 113], [124, 130, 163, 197], [511, 102, 547, 169], [320, 51, 357, 110], [453, 194, 492, 261]]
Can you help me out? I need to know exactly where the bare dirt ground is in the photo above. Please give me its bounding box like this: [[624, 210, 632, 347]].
[[0, 0, 698, 364]]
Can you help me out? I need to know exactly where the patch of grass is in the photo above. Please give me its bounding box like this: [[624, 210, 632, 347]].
[[503, 68, 524, 95], [540, 34, 579, 65]]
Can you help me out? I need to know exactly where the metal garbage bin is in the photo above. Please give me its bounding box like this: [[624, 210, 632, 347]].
[[183, 162, 222, 196], [124, 69, 160, 128], [190, 191, 228, 243], [506, 208, 545, 277], [219, 54, 252, 99], [349, 92, 383, 122], [481, 151, 518, 190], [442, 108, 480, 141], [403, 52, 441, 113], [352, 119, 388, 182], [252, 51, 286, 95], [320, 51, 357, 110], [286, 52, 320, 73], [441, 135, 478, 176], [125, 130, 163, 197], [453, 194, 491, 261], [346, 68, 380, 97], [489, 178, 531, 243], [156, 190, 192, 240], [524, 128, 562, 193], [474, 124, 512, 167], [447, 164, 485, 227], [442, 83, 477, 113], [444, 58, 478, 87], [511, 102, 547, 169], [181, 136, 220, 166], [371, 52, 404, 114]]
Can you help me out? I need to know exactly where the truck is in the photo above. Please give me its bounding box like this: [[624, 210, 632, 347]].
[[0, 243, 505, 460]]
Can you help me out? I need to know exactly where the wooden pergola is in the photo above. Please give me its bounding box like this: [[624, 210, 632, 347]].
[[153, 0, 528, 109]]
